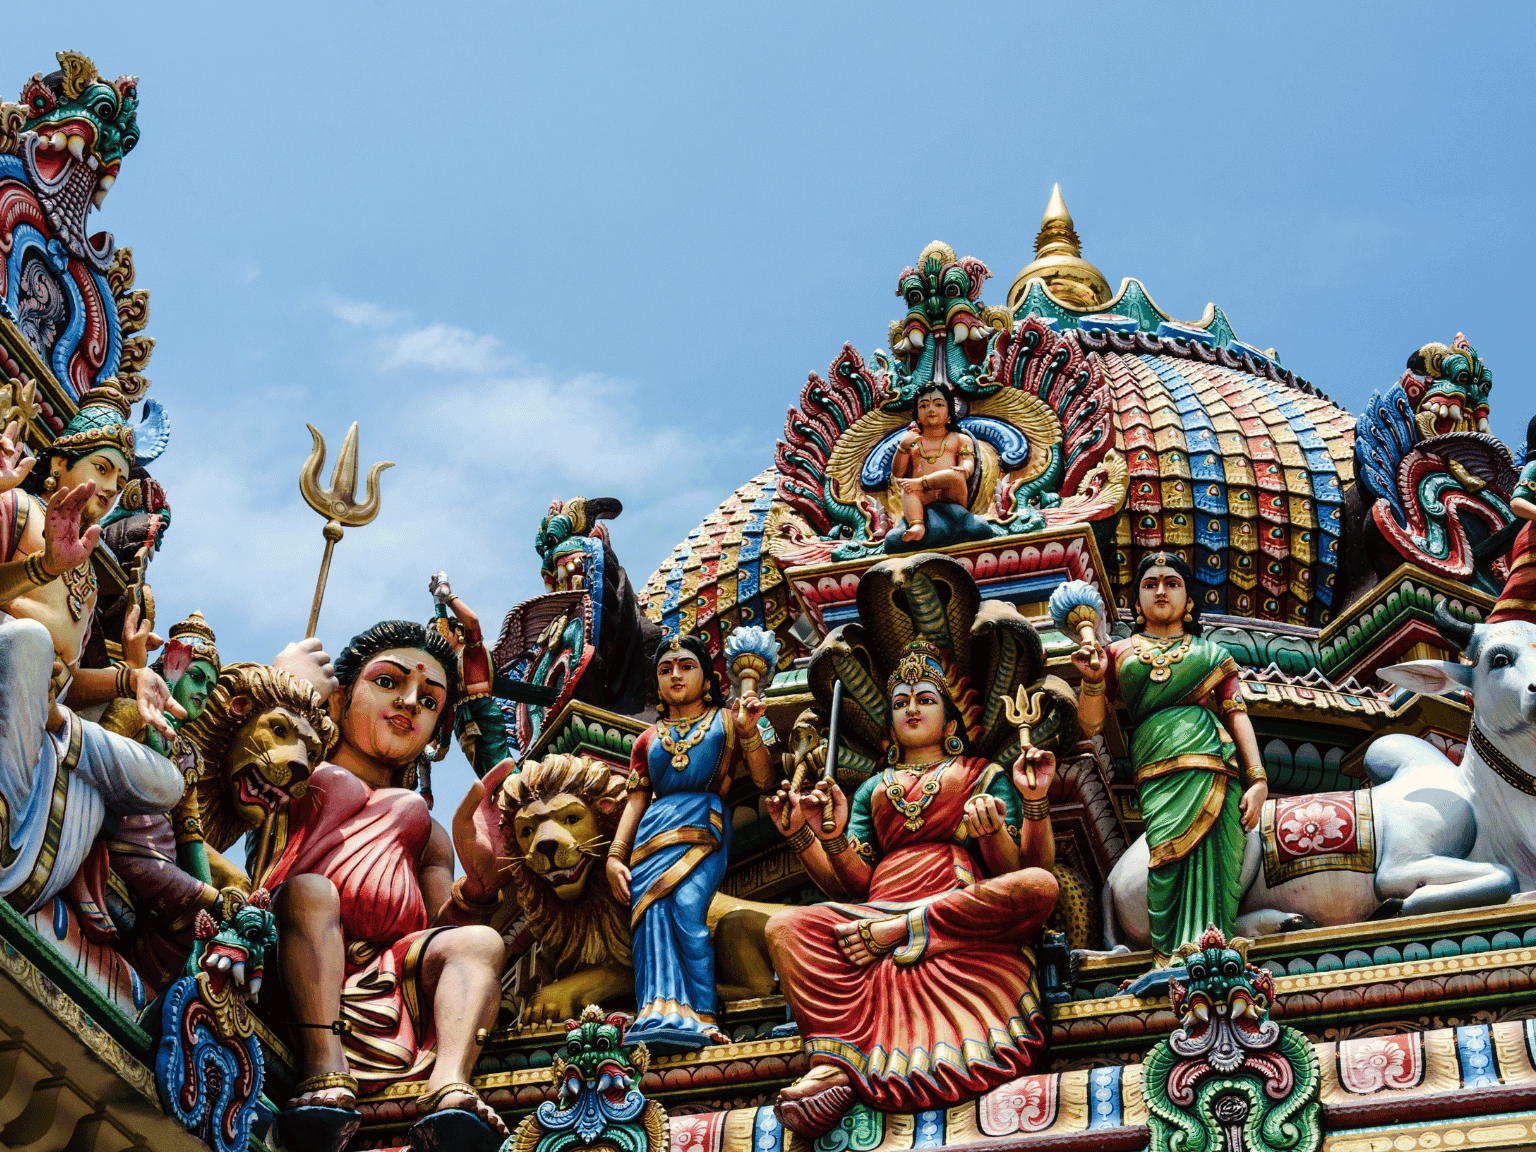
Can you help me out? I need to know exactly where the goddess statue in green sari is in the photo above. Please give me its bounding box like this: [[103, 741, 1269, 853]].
[[1076, 552, 1267, 964]]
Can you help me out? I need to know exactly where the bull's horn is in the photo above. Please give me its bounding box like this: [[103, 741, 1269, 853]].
[[1433, 600, 1475, 654]]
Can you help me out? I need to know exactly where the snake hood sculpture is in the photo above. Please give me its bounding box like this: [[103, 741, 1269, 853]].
[[15, 51, 139, 270], [807, 551, 1077, 775]]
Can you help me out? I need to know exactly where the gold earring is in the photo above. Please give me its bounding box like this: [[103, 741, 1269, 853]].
[[1183, 606, 1193, 623], [1134, 607, 1146, 628], [944, 733, 963, 755], [43, 471, 59, 494]]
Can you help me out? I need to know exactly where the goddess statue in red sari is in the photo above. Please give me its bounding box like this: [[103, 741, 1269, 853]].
[[258, 619, 510, 1152], [765, 639, 1060, 1136]]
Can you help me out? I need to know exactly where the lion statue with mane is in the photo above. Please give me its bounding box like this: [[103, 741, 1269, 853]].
[[90, 662, 337, 991], [492, 752, 778, 1025]]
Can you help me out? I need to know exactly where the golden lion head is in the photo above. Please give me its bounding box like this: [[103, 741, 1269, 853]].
[[495, 754, 630, 972], [178, 662, 338, 852]]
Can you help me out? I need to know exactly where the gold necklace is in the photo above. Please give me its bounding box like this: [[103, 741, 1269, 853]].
[[658, 708, 716, 770], [914, 433, 950, 463], [1134, 633, 1192, 683], [883, 757, 950, 832]]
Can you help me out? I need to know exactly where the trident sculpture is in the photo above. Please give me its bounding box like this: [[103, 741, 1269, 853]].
[[999, 685, 1045, 787], [299, 422, 393, 638]]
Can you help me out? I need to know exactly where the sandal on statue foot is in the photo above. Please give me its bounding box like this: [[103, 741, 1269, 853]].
[[410, 1082, 505, 1152], [276, 1073, 361, 1152]]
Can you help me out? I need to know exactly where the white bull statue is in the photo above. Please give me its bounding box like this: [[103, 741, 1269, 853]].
[[1103, 603, 1536, 951]]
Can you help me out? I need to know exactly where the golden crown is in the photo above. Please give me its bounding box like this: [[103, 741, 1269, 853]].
[[50, 386, 135, 462], [169, 610, 219, 669], [886, 640, 955, 701]]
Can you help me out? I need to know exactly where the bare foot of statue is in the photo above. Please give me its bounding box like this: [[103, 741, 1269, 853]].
[[901, 521, 926, 542], [834, 916, 906, 965], [775, 1063, 856, 1138]]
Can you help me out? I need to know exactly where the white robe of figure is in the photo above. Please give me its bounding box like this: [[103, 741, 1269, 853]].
[[0, 616, 185, 913]]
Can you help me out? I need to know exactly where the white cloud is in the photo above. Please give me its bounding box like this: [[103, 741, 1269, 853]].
[[380, 321, 507, 374], [326, 296, 510, 375], [326, 297, 409, 330]]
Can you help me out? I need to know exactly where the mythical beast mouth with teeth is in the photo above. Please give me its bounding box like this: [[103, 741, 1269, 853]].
[[14, 51, 139, 273]]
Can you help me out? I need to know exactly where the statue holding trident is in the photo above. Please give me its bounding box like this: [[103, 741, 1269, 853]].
[[263, 421, 512, 1152]]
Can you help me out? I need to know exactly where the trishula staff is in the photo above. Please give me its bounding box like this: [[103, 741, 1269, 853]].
[[298, 422, 393, 638]]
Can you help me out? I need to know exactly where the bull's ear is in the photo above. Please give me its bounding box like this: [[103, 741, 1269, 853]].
[[1378, 659, 1474, 696]]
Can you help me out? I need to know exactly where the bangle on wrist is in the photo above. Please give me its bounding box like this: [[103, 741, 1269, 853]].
[[823, 833, 849, 856], [22, 554, 55, 586], [1021, 796, 1050, 821], [114, 662, 135, 699], [786, 824, 815, 853], [607, 839, 632, 863], [1080, 678, 1105, 697], [739, 728, 763, 752]]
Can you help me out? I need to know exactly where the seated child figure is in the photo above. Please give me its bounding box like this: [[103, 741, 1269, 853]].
[[891, 383, 975, 544]]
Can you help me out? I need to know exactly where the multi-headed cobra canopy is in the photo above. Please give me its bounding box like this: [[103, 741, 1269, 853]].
[[805, 551, 1077, 771]]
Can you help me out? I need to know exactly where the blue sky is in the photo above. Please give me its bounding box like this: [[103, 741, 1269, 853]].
[[8, 3, 1535, 823]]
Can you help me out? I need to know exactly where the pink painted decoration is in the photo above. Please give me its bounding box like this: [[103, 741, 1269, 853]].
[[979, 1073, 1059, 1136], [161, 638, 194, 686], [1338, 1034, 1423, 1094]]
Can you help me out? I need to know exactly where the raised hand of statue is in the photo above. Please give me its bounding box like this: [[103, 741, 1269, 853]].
[[801, 780, 849, 839], [451, 767, 513, 900], [429, 569, 453, 604], [1070, 637, 1107, 684], [136, 665, 187, 742], [121, 602, 163, 670], [42, 481, 101, 577], [734, 690, 767, 736], [1011, 744, 1056, 801], [765, 785, 807, 836], [0, 419, 35, 493], [272, 636, 339, 700]]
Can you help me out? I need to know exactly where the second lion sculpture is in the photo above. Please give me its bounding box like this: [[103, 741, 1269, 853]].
[[472, 753, 778, 1025]]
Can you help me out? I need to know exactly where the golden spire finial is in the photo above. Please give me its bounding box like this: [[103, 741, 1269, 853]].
[[1035, 183, 1080, 259], [1008, 183, 1111, 312]]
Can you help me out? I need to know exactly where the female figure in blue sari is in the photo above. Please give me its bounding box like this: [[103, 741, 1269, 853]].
[[605, 634, 774, 1052]]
